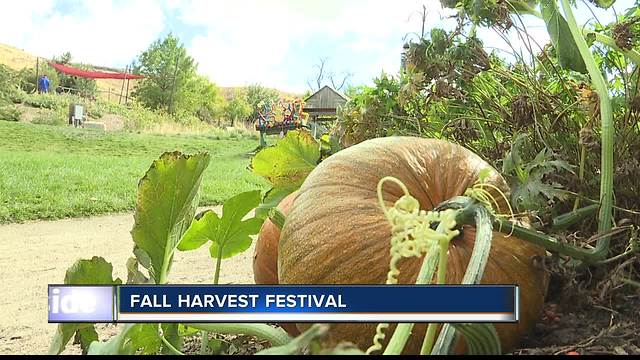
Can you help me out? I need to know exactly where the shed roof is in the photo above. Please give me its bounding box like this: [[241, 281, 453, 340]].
[[304, 86, 348, 112]]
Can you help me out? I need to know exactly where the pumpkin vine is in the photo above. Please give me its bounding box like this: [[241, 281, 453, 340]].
[[367, 177, 461, 355], [464, 172, 517, 236]]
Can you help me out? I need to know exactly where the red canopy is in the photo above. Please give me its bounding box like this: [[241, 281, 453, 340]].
[[49, 61, 145, 80]]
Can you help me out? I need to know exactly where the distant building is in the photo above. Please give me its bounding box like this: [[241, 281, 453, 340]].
[[304, 86, 348, 137], [304, 86, 348, 120]]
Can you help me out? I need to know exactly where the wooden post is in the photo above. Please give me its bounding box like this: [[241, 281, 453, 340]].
[[125, 78, 131, 105], [119, 65, 128, 105], [421, 5, 427, 39], [35, 58, 40, 94]]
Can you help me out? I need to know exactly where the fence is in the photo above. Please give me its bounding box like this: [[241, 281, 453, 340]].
[[53, 86, 134, 104]]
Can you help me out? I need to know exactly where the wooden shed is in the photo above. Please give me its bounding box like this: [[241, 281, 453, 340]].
[[304, 86, 348, 120], [303, 86, 348, 138]]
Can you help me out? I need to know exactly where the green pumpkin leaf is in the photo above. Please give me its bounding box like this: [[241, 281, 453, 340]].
[[502, 134, 527, 175], [178, 324, 200, 337], [591, 0, 615, 8], [540, 0, 588, 73], [126, 257, 152, 284], [63, 257, 123, 285], [178, 190, 263, 260], [74, 327, 99, 355], [251, 130, 319, 217], [160, 323, 182, 354], [256, 324, 330, 355], [87, 324, 165, 355], [49, 323, 98, 355], [131, 152, 211, 284], [251, 130, 320, 187], [509, 0, 540, 15], [87, 324, 136, 355], [48, 257, 122, 355], [255, 184, 299, 219], [128, 324, 163, 355], [320, 133, 342, 157]]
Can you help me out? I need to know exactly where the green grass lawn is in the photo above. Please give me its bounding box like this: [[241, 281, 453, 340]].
[[0, 121, 269, 223]]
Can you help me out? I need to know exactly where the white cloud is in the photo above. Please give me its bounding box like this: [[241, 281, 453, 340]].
[[0, 0, 166, 67], [0, 0, 57, 49], [3, 0, 636, 92], [175, 0, 451, 91]]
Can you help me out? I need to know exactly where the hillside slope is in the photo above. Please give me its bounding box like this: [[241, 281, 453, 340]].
[[0, 43, 137, 101], [1, 43, 302, 102]]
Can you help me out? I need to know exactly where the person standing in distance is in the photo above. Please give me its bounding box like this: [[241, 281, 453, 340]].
[[38, 75, 51, 94], [43, 75, 50, 93]]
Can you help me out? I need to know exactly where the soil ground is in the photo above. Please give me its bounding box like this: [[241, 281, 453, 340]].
[[0, 210, 638, 355], [511, 264, 640, 356], [0, 207, 257, 355]]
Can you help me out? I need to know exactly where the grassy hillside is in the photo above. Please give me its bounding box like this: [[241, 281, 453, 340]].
[[0, 43, 138, 101], [1, 43, 301, 103], [0, 121, 268, 223]]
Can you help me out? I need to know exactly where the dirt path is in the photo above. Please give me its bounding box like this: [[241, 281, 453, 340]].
[[0, 208, 256, 355]]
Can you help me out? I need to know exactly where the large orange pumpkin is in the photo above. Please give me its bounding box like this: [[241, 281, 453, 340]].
[[253, 191, 299, 285], [253, 191, 300, 336], [277, 137, 549, 354]]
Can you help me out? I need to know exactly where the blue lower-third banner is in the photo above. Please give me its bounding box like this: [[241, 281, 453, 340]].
[[48, 285, 519, 323]]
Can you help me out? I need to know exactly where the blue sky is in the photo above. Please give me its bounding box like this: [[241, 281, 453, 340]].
[[0, 0, 635, 93]]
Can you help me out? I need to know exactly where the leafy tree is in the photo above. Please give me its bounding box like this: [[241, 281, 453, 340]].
[[56, 52, 72, 65], [132, 33, 198, 115], [245, 84, 279, 121], [0, 64, 18, 94], [0, 65, 22, 121], [224, 90, 252, 126], [179, 75, 226, 124]]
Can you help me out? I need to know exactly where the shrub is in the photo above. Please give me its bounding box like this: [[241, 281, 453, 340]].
[[0, 105, 21, 122], [17, 66, 59, 94], [22, 93, 66, 110], [7, 88, 27, 104], [31, 111, 66, 126]]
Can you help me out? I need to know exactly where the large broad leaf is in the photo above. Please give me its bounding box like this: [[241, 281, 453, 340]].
[[540, 0, 588, 73], [131, 152, 211, 284], [48, 257, 122, 355], [251, 130, 320, 187], [178, 190, 263, 260], [251, 130, 320, 217]]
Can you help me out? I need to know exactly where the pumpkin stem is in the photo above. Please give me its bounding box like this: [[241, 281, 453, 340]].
[[268, 208, 287, 231]]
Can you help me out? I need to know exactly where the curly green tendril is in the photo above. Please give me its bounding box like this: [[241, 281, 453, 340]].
[[367, 177, 461, 355], [464, 173, 516, 236]]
